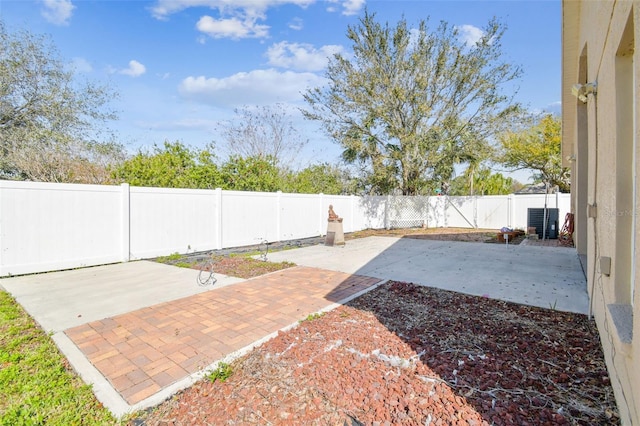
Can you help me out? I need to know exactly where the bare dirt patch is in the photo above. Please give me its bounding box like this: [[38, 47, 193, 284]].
[[347, 227, 499, 243]]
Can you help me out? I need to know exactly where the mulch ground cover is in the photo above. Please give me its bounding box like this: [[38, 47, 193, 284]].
[[133, 281, 617, 425], [136, 227, 618, 426]]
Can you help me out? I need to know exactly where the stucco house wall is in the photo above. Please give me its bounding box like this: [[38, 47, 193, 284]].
[[562, 1, 639, 424]]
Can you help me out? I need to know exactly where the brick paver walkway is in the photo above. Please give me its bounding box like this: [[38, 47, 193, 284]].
[[65, 266, 380, 404]]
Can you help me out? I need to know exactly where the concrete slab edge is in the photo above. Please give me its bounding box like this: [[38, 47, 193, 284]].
[[110, 277, 389, 419], [51, 332, 133, 417], [318, 278, 389, 314]]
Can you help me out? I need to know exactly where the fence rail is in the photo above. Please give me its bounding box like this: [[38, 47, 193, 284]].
[[0, 180, 570, 277]]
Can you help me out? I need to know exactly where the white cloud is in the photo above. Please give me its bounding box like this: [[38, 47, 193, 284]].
[[266, 41, 344, 72], [151, 0, 314, 19], [456, 24, 485, 48], [341, 0, 365, 16], [41, 0, 75, 26], [150, 0, 210, 19], [119, 60, 147, 77], [288, 17, 303, 31], [326, 0, 365, 16], [178, 68, 325, 106], [196, 15, 269, 39], [71, 57, 92, 73], [150, 0, 315, 39]]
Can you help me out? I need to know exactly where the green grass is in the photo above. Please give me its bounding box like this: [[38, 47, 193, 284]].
[[0, 291, 116, 425], [155, 252, 182, 263]]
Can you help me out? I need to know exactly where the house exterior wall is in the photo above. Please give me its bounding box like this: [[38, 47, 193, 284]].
[[563, 1, 640, 424]]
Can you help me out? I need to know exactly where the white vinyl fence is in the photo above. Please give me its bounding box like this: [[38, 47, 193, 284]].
[[0, 180, 570, 276]]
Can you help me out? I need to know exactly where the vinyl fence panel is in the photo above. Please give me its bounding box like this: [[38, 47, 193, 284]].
[[425, 196, 446, 228], [476, 195, 511, 229], [129, 186, 220, 259], [0, 181, 123, 276], [279, 193, 323, 240], [0, 180, 572, 276], [220, 191, 279, 248], [443, 197, 477, 228], [357, 196, 387, 230]]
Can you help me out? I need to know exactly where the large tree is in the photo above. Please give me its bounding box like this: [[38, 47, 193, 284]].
[[498, 114, 569, 192], [0, 21, 120, 183], [217, 103, 307, 167], [302, 11, 523, 195]]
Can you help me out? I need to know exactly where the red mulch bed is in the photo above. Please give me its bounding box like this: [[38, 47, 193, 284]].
[[133, 282, 618, 425], [193, 256, 295, 279]]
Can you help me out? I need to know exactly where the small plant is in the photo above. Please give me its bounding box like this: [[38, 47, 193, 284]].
[[300, 312, 325, 323], [174, 261, 194, 269], [549, 299, 558, 310], [208, 362, 233, 383]]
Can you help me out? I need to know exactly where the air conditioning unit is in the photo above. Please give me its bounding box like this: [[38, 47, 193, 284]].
[[527, 208, 559, 239]]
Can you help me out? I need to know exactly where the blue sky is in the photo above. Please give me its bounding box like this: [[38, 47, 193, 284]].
[[1, 0, 560, 179]]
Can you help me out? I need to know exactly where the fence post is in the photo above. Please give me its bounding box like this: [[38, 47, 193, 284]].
[[508, 194, 515, 228], [424, 196, 430, 228], [215, 188, 223, 250], [473, 196, 478, 228], [276, 191, 282, 242], [350, 194, 355, 232], [385, 195, 391, 230], [121, 183, 130, 262], [319, 193, 324, 236], [440, 195, 449, 228]]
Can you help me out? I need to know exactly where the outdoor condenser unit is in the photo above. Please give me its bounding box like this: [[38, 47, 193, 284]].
[[527, 208, 559, 239]]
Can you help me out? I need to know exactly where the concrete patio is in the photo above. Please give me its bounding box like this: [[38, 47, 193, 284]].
[[269, 236, 589, 314], [0, 236, 588, 418]]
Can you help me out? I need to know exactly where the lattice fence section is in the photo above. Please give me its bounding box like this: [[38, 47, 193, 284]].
[[387, 196, 430, 228]]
